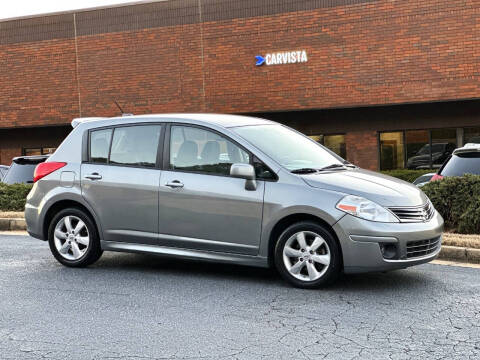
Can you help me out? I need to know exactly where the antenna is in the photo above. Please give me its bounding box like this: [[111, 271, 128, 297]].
[[113, 99, 125, 114]]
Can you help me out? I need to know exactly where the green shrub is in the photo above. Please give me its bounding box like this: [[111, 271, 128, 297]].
[[422, 174, 480, 234], [0, 183, 33, 212], [380, 169, 433, 183]]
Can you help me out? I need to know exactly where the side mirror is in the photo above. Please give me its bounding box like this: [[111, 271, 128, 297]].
[[230, 163, 257, 191]]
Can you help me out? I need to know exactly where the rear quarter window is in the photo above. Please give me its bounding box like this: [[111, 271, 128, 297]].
[[440, 153, 480, 176]]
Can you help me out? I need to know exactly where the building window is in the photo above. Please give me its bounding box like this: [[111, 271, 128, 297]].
[[310, 134, 346, 158], [380, 129, 457, 170], [405, 130, 429, 169], [23, 147, 56, 156], [380, 132, 404, 170], [464, 127, 480, 144]]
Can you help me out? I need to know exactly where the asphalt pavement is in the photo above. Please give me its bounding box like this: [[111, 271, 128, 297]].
[[0, 234, 479, 360]]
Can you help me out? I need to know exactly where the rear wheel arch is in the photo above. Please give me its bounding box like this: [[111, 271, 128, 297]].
[[267, 213, 343, 269], [43, 200, 100, 241]]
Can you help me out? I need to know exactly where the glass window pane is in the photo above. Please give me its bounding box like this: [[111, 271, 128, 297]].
[[440, 153, 480, 176], [309, 135, 324, 144], [170, 126, 250, 176], [24, 148, 42, 156], [234, 125, 342, 171], [109, 125, 161, 167], [464, 127, 480, 145], [431, 129, 456, 169], [42, 147, 56, 155], [90, 129, 112, 164], [405, 130, 429, 169], [380, 132, 404, 170], [324, 134, 346, 159]]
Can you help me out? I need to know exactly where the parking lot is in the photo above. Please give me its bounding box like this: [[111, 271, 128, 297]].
[[0, 234, 479, 359]]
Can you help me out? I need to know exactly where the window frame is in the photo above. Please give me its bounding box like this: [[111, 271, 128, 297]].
[[163, 123, 278, 181], [85, 122, 165, 170]]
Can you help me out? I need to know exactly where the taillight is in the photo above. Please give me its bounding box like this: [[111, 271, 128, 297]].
[[430, 174, 444, 182], [33, 162, 67, 183]]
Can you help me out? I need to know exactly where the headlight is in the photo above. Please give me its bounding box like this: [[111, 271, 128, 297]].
[[336, 195, 399, 223]]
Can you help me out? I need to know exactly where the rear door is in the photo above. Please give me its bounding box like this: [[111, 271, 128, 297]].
[[81, 124, 163, 244]]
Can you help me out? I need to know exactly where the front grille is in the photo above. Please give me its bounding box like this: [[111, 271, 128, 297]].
[[388, 202, 435, 223], [406, 237, 441, 259]]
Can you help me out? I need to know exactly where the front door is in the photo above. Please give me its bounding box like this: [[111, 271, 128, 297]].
[[81, 124, 163, 244], [158, 125, 264, 255]]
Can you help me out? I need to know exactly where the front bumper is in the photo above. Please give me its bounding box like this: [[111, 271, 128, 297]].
[[333, 211, 444, 274]]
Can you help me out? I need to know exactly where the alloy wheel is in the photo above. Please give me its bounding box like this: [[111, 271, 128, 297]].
[[53, 215, 90, 261], [282, 231, 331, 282]]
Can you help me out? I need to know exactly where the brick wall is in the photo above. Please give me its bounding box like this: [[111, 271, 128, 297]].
[[0, 0, 479, 128]]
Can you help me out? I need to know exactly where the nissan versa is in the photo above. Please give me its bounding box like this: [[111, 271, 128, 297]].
[[25, 114, 444, 288]]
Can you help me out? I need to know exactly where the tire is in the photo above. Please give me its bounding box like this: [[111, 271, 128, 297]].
[[48, 207, 103, 267], [274, 221, 341, 289]]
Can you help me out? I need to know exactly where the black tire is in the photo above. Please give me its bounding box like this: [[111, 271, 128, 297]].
[[48, 207, 103, 267], [274, 221, 341, 289]]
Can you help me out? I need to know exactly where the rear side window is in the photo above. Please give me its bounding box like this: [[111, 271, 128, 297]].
[[440, 153, 480, 176], [109, 125, 162, 168], [90, 129, 112, 164]]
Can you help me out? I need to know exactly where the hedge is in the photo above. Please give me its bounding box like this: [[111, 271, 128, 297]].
[[421, 175, 480, 234], [0, 183, 33, 212], [380, 169, 433, 183]]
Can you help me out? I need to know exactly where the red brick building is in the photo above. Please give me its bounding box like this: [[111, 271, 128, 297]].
[[1, 0, 480, 170]]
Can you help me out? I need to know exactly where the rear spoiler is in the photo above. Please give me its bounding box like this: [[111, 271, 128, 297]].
[[12, 156, 49, 164], [71, 117, 107, 128]]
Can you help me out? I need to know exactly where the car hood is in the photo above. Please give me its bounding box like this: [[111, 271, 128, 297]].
[[300, 168, 428, 207]]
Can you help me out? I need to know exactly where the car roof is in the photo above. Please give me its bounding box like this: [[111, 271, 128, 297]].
[[72, 113, 274, 129], [453, 143, 480, 155]]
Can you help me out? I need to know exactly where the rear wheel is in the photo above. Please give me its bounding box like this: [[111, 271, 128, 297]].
[[48, 208, 103, 267], [274, 221, 341, 288]]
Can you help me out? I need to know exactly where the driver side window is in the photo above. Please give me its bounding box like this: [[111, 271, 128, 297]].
[[169, 125, 250, 176]]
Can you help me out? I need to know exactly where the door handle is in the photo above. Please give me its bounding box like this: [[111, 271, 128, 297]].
[[166, 180, 184, 188], [85, 173, 102, 180]]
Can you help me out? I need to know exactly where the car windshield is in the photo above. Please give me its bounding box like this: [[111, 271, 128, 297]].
[[233, 124, 344, 171]]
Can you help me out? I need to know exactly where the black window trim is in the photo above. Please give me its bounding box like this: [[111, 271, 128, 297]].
[[85, 122, 165, 170], [164, 122, 278, 181]]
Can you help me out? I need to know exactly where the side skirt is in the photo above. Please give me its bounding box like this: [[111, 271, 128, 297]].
[[100, 240, 270, 268]]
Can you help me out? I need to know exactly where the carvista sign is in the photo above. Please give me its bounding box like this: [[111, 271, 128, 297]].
[[255, 50, 308, 66]]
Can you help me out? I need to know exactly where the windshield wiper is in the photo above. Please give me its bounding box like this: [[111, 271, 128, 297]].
[[343, 160, 356, 168], [291, 168, 319, 174], [318, 163, 348, 171]]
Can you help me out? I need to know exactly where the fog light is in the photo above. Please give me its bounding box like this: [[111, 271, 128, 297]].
[[379, 243, 397, 260]]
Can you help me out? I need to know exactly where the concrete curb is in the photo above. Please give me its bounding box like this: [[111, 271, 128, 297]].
[[438, 245, 480, 264], [0, 218, 26, 231]]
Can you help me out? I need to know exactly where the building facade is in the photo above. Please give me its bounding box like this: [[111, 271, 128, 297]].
[[1, 0, 479, 170]]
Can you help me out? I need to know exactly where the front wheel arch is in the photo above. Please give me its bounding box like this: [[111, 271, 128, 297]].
[[267, 213, 343, 270]]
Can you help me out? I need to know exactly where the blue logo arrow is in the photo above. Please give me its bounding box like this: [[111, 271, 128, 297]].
[[255, 55, 265, 66]]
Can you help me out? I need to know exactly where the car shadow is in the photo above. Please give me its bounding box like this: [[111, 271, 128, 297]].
[[89, 252, 434, 292]]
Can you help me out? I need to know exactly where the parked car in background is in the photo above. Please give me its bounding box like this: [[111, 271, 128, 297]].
[[431, 143, 480, 181], [2, 155, 49, 184], [25, 114, 443, 289], [413, 173, 436, 187], [407, 143, 456, 170], [0, 165, 9, 181]]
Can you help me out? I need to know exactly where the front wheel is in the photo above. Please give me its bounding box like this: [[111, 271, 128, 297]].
[[48, 208, 103, 267], [274, 221, 341, 289]]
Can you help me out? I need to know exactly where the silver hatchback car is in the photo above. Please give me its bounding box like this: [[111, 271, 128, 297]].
[[25, 114, 444, 288]]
